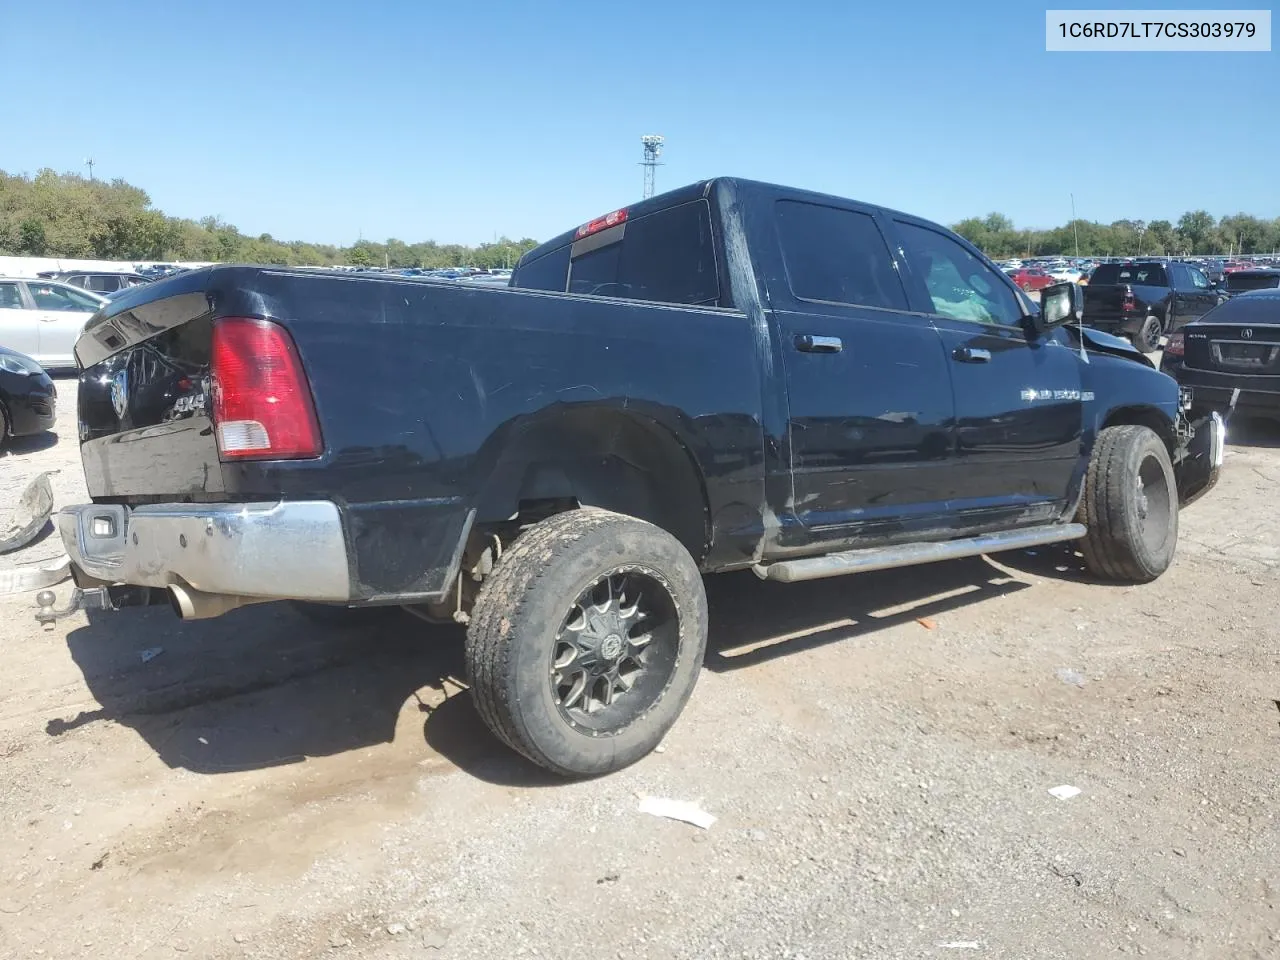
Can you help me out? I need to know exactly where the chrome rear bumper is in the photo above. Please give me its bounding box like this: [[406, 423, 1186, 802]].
[[57, 500, 351, 601]]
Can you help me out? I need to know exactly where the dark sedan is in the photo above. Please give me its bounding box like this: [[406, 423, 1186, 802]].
[[1161, 289, 1280, 422], [1224, 269, 1280, 298], [0, 345, 57, 449]]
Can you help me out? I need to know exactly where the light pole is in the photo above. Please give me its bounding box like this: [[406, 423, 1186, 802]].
[[1070, 193, 1080, 258]]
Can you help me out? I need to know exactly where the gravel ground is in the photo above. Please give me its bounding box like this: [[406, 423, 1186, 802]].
[[1, 379, 1278, 959]]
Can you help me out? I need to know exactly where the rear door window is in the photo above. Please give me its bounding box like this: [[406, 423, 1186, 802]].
[[568, 200, 719, 306], [774, 201, 907, 311]]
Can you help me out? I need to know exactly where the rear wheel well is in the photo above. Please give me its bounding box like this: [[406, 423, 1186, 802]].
[[473, 409, 710, 565]]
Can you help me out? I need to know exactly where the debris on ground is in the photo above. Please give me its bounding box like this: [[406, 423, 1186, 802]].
[[0, 472, 54, 555], [139, 647, 164, 664], [1048, 785, 1082, 800], [637, 795, 716, 829], [937, 942, 981, 950], [916, 616, 938, 630], [1055, 668, 1087, 687]]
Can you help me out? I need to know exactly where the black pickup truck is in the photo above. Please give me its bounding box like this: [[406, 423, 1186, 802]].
[[1084, 260, 1224, 353], [42, 178, 1223, 777]]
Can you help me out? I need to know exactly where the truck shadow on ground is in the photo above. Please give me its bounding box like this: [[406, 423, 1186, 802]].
[[51, 556, 1034, 786]]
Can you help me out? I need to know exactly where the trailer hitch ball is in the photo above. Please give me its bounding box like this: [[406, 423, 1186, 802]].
[[36, 590, 58, 631]]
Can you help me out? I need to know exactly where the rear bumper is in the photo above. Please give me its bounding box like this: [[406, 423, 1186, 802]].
[[1088, 316, 1143, 336], [57, 501, 351, 602], [1174, 411, 1225, 508], [1171, 368, 1280, 418]]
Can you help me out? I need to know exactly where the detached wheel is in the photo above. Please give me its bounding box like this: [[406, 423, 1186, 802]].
[[1132, 315, 1163, 354], [1076, 425, 1178, 582], [466, 507, 708, 777]]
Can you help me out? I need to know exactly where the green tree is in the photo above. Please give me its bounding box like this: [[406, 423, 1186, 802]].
[[1145, 220, 1174, 255], [18, 219, 47, 255], [1177, 210, 1216, 254]]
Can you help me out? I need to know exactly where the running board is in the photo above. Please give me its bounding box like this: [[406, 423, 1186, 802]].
[[752, 523, 1087, 584]]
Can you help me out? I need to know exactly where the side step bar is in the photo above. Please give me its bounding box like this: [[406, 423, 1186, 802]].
[[752, 523, 1087, 584]]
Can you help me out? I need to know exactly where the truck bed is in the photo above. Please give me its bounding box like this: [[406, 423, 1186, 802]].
[[75, 267, 766, 599]]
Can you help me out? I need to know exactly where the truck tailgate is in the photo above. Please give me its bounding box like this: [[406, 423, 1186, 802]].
[[77, 271, 222, 499], [1082, 284, 1127, 324]]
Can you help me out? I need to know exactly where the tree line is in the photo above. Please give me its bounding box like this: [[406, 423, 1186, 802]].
[[0, 169, 539, 269], [951, 210, 1280, 260], [5, 167, 1278, 268]]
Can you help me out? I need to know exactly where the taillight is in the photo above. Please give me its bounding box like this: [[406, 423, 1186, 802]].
[[210, 317, 322, 460], [1164, 332, 1185, 358], [1121, 285, 1137, 312]]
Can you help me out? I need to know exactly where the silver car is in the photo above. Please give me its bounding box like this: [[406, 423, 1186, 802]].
[[0, 277, 106, 371]]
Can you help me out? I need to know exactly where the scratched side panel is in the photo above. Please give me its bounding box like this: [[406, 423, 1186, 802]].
[[215, 271, 767, 585]]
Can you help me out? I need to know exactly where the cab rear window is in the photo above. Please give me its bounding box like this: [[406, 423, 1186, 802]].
[[511, 244, 570, 293], [1091, 263, 1167, 286], [567, 200, 719, 306]]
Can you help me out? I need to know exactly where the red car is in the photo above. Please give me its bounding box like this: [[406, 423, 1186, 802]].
[[1007, 267, 1055, 291]]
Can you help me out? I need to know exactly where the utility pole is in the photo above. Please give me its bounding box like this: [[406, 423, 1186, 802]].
[[1070, 193, 1080, 258], [84, 158, 95, 181]]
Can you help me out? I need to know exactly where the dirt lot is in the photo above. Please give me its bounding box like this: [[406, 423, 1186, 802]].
[[2, 379, 1278, 960]]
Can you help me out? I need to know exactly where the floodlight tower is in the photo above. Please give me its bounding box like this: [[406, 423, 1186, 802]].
[[640, 135, 664, 199]]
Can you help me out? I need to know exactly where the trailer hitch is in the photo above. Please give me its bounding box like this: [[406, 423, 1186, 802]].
[[34, 585, 157, 631]]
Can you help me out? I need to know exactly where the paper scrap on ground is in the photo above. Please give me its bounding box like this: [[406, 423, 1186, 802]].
[[1048, 784, 1081, 800], [916, 617, 938, 630], [140, 647, 164, 663], [637, 796, 716, 829], [938, 943, 981, 950]]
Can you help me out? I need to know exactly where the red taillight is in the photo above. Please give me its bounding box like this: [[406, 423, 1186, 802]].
[[575, 207, 628, 239], [210, 317, 322, 460], [1164, 332, 1185, 358], [1121, 285, 1137, 312]]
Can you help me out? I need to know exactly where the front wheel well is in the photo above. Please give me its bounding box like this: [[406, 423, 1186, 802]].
[[1099, 405, 1176, 455]]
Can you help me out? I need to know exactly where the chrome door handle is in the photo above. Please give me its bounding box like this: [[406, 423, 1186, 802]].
[[954, 346, 991, 363], [795, 334, 842, 354]]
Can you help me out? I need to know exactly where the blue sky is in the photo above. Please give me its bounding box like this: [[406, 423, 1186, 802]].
[[2, 0, 1275, 246]]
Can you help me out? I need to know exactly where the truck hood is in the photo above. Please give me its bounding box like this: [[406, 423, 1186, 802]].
[[1069, 325, 1154, 368]]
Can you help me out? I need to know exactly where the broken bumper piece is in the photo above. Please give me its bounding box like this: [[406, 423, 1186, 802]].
[[1175, 411, 1225, 508]]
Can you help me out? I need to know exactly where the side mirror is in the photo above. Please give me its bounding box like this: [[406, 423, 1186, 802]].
[[1029, 282, 1083, 335]]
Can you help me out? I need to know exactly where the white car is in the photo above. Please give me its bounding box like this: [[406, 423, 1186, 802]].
[[0, 277, 106, 371], [1047, 265, 1083, 283]]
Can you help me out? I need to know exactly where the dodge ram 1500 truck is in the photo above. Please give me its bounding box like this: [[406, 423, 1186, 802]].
[[41, 178, 1224, 777]]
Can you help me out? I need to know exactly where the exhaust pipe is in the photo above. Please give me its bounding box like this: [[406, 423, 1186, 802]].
[[168, 583, 267, 620]]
